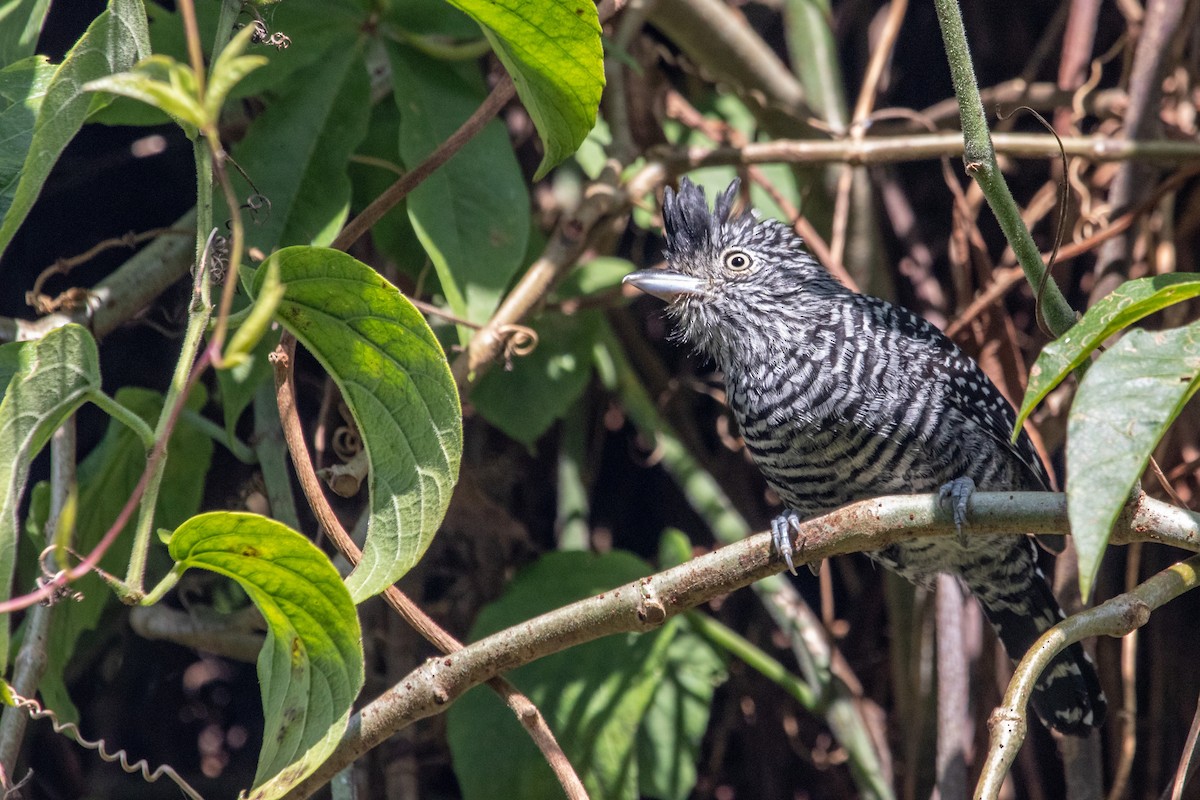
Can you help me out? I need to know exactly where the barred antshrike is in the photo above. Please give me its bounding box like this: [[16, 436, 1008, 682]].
[[624, 178, 1105, 735]]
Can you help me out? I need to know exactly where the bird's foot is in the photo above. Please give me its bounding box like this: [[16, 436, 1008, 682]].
[[938, 476, 976, 546], [770, 513, 799, 575], [770, 511, 813, 576]]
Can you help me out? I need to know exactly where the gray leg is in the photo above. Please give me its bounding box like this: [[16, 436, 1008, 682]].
[[769, 511, 814, 575]]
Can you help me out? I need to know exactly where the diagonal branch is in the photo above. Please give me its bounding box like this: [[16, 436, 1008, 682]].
[[278, 488, 1200, 799]]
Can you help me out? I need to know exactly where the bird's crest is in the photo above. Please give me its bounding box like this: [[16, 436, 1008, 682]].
[[662, 178, 742, 257]]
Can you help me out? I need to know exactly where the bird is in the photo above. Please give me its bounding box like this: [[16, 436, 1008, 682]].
[[623, 177, 1105, 736]]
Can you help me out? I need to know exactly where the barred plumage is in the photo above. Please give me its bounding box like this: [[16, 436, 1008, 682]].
[[624, 178, 1105, 736]]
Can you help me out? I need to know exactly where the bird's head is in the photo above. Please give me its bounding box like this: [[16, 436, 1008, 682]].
[[623, 178, 843, 366]]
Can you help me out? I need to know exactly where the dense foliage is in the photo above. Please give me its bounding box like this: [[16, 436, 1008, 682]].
[[1, 1, 1199, 798]]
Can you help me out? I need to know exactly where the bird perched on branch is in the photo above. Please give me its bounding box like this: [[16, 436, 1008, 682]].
[[623, 178, 1105, 735]]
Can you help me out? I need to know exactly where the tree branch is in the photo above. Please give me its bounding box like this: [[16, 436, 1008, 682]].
[[278, 489, 1200, 799]]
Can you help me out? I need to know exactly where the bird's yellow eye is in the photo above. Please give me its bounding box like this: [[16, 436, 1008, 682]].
[[723, 249, 753, 272]]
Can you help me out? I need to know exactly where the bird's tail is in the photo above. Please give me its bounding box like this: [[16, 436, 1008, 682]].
[[960, 539, 1106, 736]]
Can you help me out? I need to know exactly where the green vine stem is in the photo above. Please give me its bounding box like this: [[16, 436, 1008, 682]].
[[933, 0, 1077, 336]]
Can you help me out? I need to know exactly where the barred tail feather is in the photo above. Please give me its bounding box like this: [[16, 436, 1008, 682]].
[[960, 541, 1106, 735]]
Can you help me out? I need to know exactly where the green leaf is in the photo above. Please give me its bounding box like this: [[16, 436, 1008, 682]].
[[23, 385, 212, 723], [448, 551, 679, 800], [387, 43, 530, 329], [637, 624, 726, 800], [445, 0, 604, 178], [471, 310, 601, 445], [83, 54, 205, 132], [166, 511, 363, 794], [1067, 323, 1200, 600], [225, 253, 284, 368], [253, 247, 462, 600], [1016, 274, 1200, 434], [226, 35, 369, 254], [0, 0, 51, 67], [203, 22, 269, 122], [0, 0, 150, 260], [0, 324, 101, 665]]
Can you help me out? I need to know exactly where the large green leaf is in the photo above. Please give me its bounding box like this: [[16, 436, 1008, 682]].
[[1016, 274, 1200, 434], [0, 325, 101, 665], [166, 512, 363, 795], [0, 0, 150, 261], [1067, 323, 1200, 600], [388, 43, 530, 330], [444, 0, 604, 178], [227, 34, 370, 254], [253, 247, 462, 601], [22, 386, 212, 722], [448, 551, 684, 800]]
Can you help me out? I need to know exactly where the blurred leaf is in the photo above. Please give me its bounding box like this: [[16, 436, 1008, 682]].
[[637, 623, 726, 800], [0, 0, 150, 260], [166, 512, 363, 795], [0, 0, 51, 67], [573, 116, 611, 180], [0, 325, 101, 666], [26, 385, 212, 722], [253, 247, 461, 601], [1067, 323, 1200, 600], [448, 551, 678, 800], [554, 257, 634, 300], [388, 43, 529, 330], [471, 310, 601, 446], [1016, 274, 1200, 434], [445, 0, 604, 178], [384, 0, 478, 38], [227, 34, 370, 254], [346, 99, 426, 278]]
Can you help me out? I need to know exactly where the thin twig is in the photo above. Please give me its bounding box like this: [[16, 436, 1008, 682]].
[[331, 76, 515, 252], [935, 574, 969, 800], [657, 132, 1200, 170], [1168, 696, 1200, 800], [1106, 542, 1142, 800]]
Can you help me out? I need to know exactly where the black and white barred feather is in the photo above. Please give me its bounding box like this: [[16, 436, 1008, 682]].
[[638, 178, 1105, 735]]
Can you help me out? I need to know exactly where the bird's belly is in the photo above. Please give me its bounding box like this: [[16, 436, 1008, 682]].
[[741, 420, 946, 518]]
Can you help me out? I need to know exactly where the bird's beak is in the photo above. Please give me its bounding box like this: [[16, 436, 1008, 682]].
[[623, 269, 704, 302]]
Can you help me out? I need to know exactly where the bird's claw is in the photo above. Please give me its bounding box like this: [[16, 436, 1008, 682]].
[[938, 476, 976, 545], [770, 512, 803, 575]]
